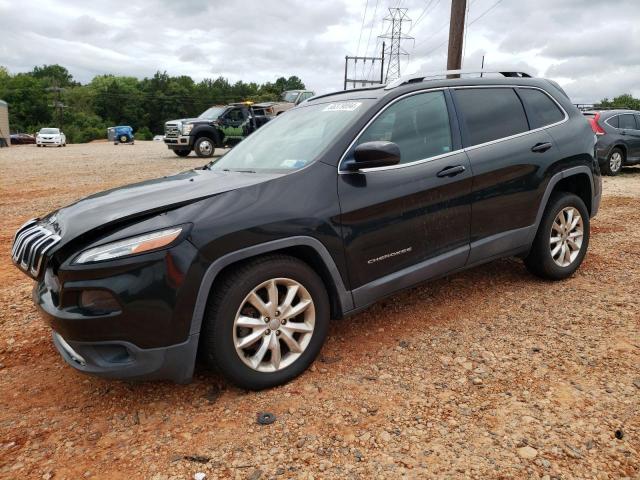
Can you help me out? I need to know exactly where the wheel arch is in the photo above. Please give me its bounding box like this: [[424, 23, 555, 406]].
[[533, 166, 595, 231], [189, 237, 354, 337], [192, 126, 221, 146], [611, 143, 627, 160]]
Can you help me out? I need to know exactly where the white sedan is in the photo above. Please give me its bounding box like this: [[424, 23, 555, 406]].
[[36, 128, 66, 147]]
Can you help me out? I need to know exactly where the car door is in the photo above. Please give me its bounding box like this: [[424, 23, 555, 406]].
[[451, 86, 563, 263], [338, 89, 472, 305], [220, 107, 246, 140], [619, 113, 640, 160]]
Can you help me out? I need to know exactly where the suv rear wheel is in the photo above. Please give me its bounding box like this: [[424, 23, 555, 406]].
[[194, 137, 215, 158], [603, 147, 624, 176], [524, 192, 590, 280], [201, 255, 330, 390]]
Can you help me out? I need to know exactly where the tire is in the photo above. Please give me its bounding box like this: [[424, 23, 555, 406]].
[[120, 135, 128, 143], [194, 137, 215, 158], [602, 147, 624, 176], [200, 254, 330, 390], [524, 192, 590, 280], [37, 144, 41, 147], [173, 149, 191, 157]]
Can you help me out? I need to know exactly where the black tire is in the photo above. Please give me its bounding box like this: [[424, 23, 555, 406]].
[[37, 144, 41, 147], [200, 254, 330, 390], [524, 192, 590, 280], [194, 137, 216, 158], [602, 147, 624, 176], [173, 149, 191, 157]]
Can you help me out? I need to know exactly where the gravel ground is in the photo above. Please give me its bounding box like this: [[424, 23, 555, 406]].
[[0, 142, 638, 480]]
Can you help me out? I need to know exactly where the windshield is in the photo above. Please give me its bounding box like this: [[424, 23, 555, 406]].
[[282, 91, 300, 103], [198, 106, 226, 120], [39, 128, 59, 134], [209, 100, 371, 172]]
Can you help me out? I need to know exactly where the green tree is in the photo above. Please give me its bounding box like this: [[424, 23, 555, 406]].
[[599, 94, 640, 110]]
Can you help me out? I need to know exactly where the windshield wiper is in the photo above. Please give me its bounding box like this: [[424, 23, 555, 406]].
[[222, 168, 256, 173]]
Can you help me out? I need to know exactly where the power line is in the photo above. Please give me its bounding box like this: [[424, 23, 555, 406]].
[[355, 0, 370, 57], [361, 0, 380, 79], [416, 0, 504, 57], [408, 0, 438, 33]]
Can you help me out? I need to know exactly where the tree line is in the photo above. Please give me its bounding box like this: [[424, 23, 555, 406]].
[[0, 65, 306, 143]]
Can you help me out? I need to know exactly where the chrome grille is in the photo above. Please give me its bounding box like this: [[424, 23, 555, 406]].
[[11, 219, 61, 278], [165, 124, 180, 138]]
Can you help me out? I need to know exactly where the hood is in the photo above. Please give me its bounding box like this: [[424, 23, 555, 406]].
[[165, 118, 199, 125], [41, 169, 282, 248]]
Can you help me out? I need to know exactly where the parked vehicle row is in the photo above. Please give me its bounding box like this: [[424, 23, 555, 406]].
[[583, 109, 640, 175], [11, 70, 600, 390]]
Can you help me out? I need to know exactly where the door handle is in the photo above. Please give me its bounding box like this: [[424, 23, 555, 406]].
[[437, 165, 466, 177], [531, 142, 553, 153]]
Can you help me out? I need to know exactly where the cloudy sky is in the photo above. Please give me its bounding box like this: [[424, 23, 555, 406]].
[[0, 0, 638, 103]]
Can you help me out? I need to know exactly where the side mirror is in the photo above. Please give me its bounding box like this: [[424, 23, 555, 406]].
[[344, 141, 401, 171]]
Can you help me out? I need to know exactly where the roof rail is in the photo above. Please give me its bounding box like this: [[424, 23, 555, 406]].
[[385, 69, 533, 90]]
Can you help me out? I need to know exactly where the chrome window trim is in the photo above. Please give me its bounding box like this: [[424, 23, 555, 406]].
[[338, 85, 569, 174]]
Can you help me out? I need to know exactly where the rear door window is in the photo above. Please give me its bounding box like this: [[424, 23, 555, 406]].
[[518, 88, 565, 128], [453, 88, 529, 147], [619, 114, 637, 130]]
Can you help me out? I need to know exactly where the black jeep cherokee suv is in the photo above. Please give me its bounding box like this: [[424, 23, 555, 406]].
[[11, 70, 601, 390]]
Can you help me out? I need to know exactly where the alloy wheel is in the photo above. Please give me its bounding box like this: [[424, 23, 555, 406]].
[[233, 278, 315, 372], [610, 151, 622, 173], [549, 207, 584, 267]]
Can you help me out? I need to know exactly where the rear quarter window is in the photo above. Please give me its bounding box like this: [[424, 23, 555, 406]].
[[606, 115, 619, 128], [453, 88, 529, 147], [518, 88, 565, 128]]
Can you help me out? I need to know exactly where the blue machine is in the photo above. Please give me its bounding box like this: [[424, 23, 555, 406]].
[[108, 126, 134, 145]]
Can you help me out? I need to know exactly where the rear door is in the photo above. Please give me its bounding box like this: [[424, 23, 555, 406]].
[[338, 89, 472, 302], [452, 86, 562, 263], [619, 113, 640, 160]]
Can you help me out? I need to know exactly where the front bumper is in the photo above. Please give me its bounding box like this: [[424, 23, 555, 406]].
[[33, 240, 204, 383], [164, 134, 192, 149], [37, 139, 62, 145], [52, 331, 198, 383]]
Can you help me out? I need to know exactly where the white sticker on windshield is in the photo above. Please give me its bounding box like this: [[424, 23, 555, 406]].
[[323, 102, 362, 112]]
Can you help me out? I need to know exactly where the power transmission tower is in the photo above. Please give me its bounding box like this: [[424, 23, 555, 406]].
[[343, 42, 386, 90], [379, 8, 413, 83]]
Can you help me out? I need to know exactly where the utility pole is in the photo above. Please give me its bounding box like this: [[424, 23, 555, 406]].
[[446, 0, 467, 77], [343, 41, 386, 90], [46, 85, 66, 130], [379, 8, 413, 83]]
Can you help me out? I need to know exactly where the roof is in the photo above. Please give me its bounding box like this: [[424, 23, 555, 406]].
[[0, 99, 7, 107], [583, 109, 638, 115]]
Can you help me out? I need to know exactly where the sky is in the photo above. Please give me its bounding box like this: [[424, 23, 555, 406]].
[[0, 0, 638, 103]]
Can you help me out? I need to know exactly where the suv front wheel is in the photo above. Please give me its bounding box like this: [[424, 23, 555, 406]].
[[525, 192, 590, 280], [201, 255, 330, 390]]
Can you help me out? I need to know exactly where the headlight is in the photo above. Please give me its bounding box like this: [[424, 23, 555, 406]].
[[74, 227, 183, 264], [182, 124, 194, 135]]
